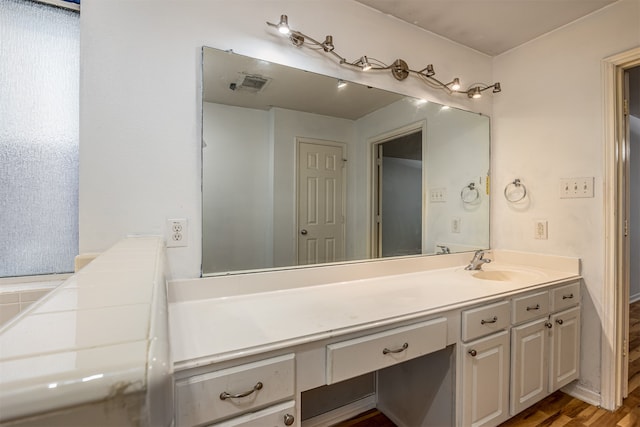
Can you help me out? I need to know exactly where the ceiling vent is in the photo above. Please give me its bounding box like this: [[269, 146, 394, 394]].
[[229, 73, 271, 93]]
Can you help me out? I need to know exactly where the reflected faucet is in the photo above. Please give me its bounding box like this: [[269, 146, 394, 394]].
[[436, 245, 450, 255], [465, 250, 491, 270]]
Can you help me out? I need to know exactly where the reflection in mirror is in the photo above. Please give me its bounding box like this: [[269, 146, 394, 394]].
[[202, 47, 490, 276]]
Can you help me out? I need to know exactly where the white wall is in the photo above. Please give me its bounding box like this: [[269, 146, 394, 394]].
[[202, 102, 272, 273], [270, 108, 355, 267], [492, 0, 640, 397], [79, 0, 492, 279]]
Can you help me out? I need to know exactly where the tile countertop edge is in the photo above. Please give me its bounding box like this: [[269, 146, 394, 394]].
[[0, 237, 172, 426], [171, 271, 581, 371]]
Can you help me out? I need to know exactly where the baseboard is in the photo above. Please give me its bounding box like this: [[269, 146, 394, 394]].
[[562, 382, 601, 407], [301, 395, 376, 427], [630, 292, 640, 304]]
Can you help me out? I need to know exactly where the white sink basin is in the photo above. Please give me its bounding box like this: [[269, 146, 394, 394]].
[[471, 268, 546, 282]]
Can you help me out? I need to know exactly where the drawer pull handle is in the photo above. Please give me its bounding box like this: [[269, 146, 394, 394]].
[[481, 316, 498, 325], [526, 304, 540, 311], [383, 342, 409, 355], [284, 414, 295, 426], [219, 382, 263, 400], [545, 322, 553, 329], [562, 293, 574, 300], [556, 319, 564, 325], [468, 349, 477, 357]]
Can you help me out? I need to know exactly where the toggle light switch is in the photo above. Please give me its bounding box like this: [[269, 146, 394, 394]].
[[560, 177, 594, 198]]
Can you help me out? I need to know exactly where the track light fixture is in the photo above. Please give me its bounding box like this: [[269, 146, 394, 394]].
[[267, 14, 501, 98]]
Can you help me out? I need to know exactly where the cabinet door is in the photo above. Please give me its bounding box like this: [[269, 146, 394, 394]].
[[549, 306, 580, 391], [460, 331, 510, 427], [510, 318, 549, 415]]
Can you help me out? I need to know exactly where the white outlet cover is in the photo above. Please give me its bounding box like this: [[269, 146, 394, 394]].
[[452, 217, 461, 233], [534, 219, 548, 240], [166, 218, 188, 248]]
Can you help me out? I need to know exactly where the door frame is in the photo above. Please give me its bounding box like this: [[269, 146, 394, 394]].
[[602, 47, 640, 411], [295, 137, 347, 265], [368, 121, 427, 258]]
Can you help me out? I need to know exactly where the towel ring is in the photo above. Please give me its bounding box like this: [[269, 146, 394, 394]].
[[504, 178, 527, 202], [461, 182, 480, 204]]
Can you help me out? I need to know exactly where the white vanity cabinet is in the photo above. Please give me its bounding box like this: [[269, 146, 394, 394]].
[[174, 354, 296, 427], [458, 281, 582, 426], [510, 281, 581, 415], [459, 301, 511, 427], [169, 254, 583, 427]]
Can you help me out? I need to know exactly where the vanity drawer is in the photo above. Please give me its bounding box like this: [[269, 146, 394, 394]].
[[551, 281, 580, 312], [210, 400, 296, 427], [461, 300, 510, 342], [326, 318, 447, 384], [512, 291, 550, 324], [175, 354, 295, 427]]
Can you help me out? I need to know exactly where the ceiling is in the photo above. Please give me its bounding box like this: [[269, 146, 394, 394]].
[[203, 47, 406, 120], [355, 0, 619, 56]]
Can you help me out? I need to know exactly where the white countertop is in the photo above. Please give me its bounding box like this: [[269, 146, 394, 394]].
[[0, 237, 172, 426], [170, 252, 580, 370]]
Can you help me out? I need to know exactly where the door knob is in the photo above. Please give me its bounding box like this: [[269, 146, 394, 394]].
[[300, 229, 308, 235]]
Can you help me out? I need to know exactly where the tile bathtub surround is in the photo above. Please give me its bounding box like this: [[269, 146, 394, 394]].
[[0, 237, 173, 427], [0, 282, 62, 326]]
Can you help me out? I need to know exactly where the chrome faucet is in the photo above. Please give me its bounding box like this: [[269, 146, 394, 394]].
[[465, 250, 491, 270]]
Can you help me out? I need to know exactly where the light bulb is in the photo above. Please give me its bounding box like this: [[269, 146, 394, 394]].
[[277, 15, 290, 34], [361, 56, 372, 71], [451, 78, 460, 91]]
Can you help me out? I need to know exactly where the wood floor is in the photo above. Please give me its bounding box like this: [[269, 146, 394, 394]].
[[333, 301, 640, 427]]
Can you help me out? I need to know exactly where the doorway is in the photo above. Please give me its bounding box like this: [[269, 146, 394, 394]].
[[371, 123, 426, 258], [625, 65, 640, 395], [602, 47, 640, 410], [296, 138, 346, 266]]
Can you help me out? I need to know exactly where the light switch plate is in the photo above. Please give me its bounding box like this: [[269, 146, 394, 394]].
[[560, 177, 594, 198], [430, 188, 447, 203]]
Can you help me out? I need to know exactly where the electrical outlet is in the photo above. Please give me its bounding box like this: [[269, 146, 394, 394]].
[[452, 217, 461, 233], [430, 188, 447, 203], [534, 220, 548, 240], [166, 218, 188, 248], [560, 177, 594, 198]]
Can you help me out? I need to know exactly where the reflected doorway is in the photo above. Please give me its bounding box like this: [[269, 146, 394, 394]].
[[372, 124, 426, 258]]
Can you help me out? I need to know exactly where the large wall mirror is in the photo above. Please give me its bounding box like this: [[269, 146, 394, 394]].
[[202, 47, 490, 276]]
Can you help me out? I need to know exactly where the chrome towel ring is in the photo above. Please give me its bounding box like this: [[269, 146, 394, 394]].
[[461, 182, 480, 204], [504, 178, 527, 202]]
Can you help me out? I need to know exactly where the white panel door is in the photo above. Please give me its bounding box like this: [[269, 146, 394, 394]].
[[460, 331, 510, 427], [297, 141, 345, 266], [511, 318, 549, 415], [550, 306, 581, 391]]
